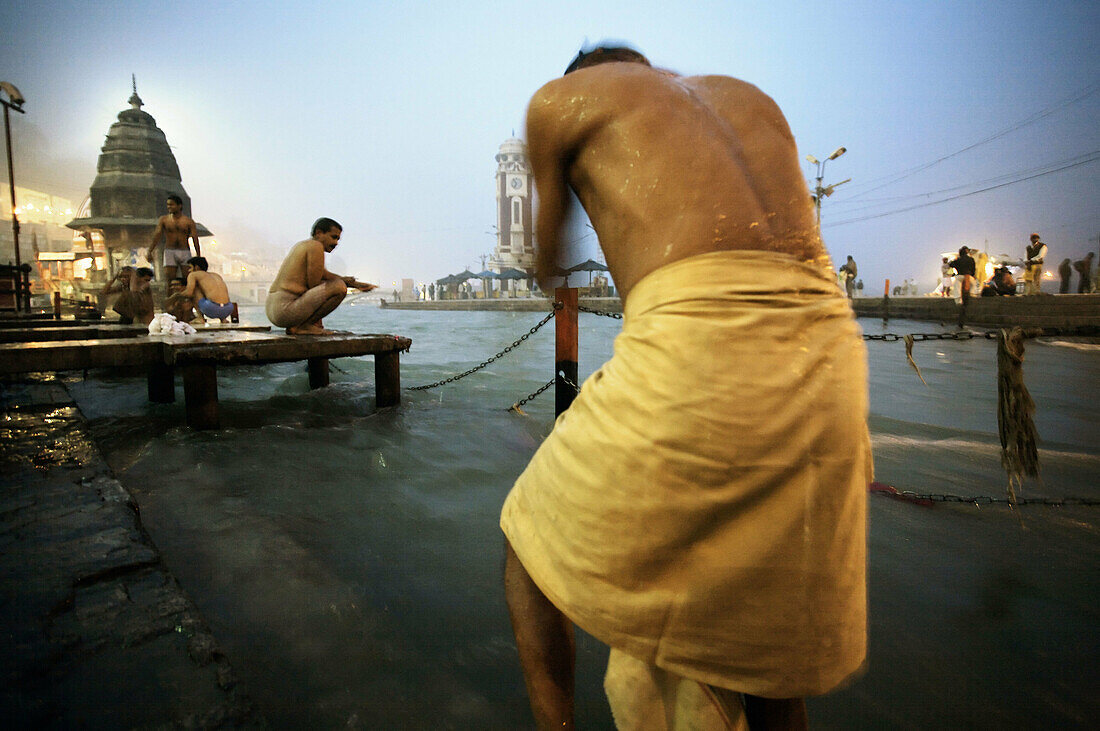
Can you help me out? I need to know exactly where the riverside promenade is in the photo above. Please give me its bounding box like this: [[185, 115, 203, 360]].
[[0, 374, 262, 727]]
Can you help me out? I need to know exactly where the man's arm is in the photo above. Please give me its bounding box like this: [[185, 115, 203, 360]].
[[149, 217, 165, 258], [180, 272, 198, 299], [305, 241, 326, 288], [188, 219, 201, 257], [101, 271, 124, 296], [526, 86, 575, 292], [327, 272, 377, 292]]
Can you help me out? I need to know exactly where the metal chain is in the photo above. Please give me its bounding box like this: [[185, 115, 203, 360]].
[[509, 378, 556, 412], [578, 305, 623, 320], [876, 489, 1100, 506], [863, 331, 1000, 342], [508, 369, 584, 413], [408, 305, 560, 391]]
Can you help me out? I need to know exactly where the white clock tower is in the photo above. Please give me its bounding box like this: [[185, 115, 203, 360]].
[[489, 137, 535, 274]]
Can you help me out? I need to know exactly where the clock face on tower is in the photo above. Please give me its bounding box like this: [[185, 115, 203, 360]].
[[510, 177, 522, 190]]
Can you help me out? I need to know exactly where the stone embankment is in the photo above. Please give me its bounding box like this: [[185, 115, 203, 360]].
[[851, 294, 1100, 329], [381, 296, 623, 313], [0, 375, 262, 727]]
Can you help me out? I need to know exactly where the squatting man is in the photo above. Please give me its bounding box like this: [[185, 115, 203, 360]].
[[266, 218, 376, 334]]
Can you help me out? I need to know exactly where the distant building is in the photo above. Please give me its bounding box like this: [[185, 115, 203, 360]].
[[66, 79, 211, 278], [488, 138, 534, 274]]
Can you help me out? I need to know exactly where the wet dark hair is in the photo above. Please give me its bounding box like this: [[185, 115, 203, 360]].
[[136, 267, 155, 279], [187, 256, 209, 271], [312, 217, 342, 236], [565, 44, 650, 75], [167, 194, 183, 206]]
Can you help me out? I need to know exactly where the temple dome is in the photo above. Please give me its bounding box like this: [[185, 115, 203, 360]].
[[67, 80, 211, 238]]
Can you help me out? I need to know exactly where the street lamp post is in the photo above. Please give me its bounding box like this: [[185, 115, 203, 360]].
[[806, 146, 850, 229], [1, 81, 27, 311]]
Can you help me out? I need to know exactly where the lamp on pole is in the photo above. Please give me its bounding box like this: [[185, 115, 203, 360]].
[[806, 146, 850, 229], [1, 81, 27, 311]]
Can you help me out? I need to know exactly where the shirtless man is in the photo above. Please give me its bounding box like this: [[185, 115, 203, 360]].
[[100, 265, 155, 325], [500, 47, 869, 729], [164, 278, 198, 323], [149, 194, 201, 282], [174, 256, 234, 322], [265, 218, 376, 334]]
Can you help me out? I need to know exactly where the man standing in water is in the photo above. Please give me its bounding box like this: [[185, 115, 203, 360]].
[[149, 195, 201, 283], [501, 46, 870, 729], [266, 218, 376, 334]]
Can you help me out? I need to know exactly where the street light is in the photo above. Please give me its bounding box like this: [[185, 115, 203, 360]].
[[807, 146, 850, 229], [2, 81, 26, 310]]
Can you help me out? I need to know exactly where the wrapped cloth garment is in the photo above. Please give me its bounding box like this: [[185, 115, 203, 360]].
[[501, 250, 871, 699]]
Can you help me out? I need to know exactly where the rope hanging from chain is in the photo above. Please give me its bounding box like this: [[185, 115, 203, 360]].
[[407, 304, 560, 391]]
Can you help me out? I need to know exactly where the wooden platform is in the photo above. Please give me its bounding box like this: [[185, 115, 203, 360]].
[[0, 323, 271, 343], [0, 330, 413, 429]]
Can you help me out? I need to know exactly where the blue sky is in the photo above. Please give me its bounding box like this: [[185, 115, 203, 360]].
[[2, 0, 1097, 290]]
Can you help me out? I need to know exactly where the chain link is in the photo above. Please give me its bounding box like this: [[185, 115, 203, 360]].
[[408, 305, 559, 391], [557, 370, 581, 393], [578, 305, 623, 320]]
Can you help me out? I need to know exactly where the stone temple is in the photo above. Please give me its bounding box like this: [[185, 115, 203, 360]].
[[66, 79, 210, 277]]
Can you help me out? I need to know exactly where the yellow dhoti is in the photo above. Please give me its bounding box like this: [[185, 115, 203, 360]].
[[501, 251, 871, 706]]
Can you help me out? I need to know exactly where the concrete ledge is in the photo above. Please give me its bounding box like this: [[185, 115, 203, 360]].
[[851, 294, 1100, 328], [0, 375, 262, 727]]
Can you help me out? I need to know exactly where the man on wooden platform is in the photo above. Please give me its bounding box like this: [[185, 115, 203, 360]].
[[266, 218, 376, 335]]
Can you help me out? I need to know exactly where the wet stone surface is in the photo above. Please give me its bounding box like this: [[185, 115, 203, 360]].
[[0, 374, 262, 728]]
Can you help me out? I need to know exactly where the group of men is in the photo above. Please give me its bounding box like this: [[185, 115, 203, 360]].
[[102, 196, 376, 334], [100, 196, 235, 327]]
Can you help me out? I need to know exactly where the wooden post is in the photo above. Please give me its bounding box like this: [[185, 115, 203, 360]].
[[307, 357, 330, 389], [52, 291, 61, 319], [231, 302, 240, 323], [555, 287, 579, 416], [884, 279, 890, 297], [147, 363, 175, 403], [375, 350, 401, 407], [183, 363, 219, 430]]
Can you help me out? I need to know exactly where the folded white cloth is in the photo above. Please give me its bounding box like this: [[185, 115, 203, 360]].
[[148, 312, 197, 336]]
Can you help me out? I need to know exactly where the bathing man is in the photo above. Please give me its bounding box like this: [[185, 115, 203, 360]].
[[173, 256, 233, 322], [266, 218, 376, 335], [149, 194, 201, 282], [100, 265, 155, 325], [500, 46, 870, 729]]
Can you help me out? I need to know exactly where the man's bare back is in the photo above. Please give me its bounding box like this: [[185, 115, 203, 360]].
[[186, 270, 230, 305], [526, 62, 827, 299]]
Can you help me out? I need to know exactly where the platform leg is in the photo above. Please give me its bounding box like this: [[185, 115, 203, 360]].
[[308, 357, 330, 389], [375, 350, 400, 407], [183, 363, 219, 430], [147, 363, 175, 403]]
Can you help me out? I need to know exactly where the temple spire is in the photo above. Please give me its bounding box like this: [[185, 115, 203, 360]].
[[128, 74, 143, 110]]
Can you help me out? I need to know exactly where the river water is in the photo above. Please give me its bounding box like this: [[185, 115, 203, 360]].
[[63, 303, 1099, 729]]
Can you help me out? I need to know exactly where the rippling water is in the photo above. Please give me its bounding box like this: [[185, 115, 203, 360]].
[[64, 304, 1100, 729]]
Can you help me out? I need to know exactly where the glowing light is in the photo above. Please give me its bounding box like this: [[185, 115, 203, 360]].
[[1043, 271, 1053, 279]]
